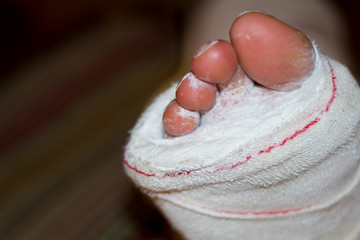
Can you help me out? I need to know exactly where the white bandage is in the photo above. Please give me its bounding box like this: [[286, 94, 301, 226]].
[[124, 51, 360, 239]]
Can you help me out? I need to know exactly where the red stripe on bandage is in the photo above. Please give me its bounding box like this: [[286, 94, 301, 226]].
[[239, 207, 305, 215], [123, 158, 156, 177], [173, 194, 312, 216]]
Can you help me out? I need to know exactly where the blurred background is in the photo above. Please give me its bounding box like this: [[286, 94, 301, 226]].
[[0, 0, 359, 239]]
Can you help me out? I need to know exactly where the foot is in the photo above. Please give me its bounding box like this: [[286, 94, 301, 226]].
[[163, 12, 315, 137]]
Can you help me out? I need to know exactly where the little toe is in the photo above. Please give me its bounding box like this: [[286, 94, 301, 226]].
[[163, 100, 200, 136]]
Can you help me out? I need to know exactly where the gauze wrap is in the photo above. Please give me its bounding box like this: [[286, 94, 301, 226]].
[[124, 49, 360, 240]]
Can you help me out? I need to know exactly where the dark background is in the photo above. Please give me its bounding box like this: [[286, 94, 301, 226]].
[[0, 0, 359, 80], [0, 0, 359, 239]]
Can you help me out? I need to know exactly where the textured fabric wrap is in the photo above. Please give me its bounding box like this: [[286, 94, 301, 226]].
[[124, 52, 360, 240]]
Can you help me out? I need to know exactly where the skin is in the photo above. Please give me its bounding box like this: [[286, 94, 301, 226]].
[[176, 72, 217, 111], [163, 12, 315, 137], [230, 12, 315, 91], [162, 100, 200, 136], [191, 40, 238, 84]]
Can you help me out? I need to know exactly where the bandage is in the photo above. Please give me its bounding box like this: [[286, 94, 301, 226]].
[[124, 50, 360, 239]]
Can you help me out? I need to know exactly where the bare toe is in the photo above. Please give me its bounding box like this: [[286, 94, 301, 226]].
[[230, 12, 315, 91], [163, 100, 200, 136]]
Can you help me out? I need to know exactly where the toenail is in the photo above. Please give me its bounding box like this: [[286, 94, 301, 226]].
[[193, 40, 219, 59], [177, 72, 192, 88], [237, 10, 265, 17], [183, 72, 215, 92]]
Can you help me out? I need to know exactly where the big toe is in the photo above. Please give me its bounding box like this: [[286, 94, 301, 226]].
[[230, 12, 315, 91]]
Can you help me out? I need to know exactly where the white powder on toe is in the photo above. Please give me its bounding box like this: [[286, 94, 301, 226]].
[[177, 106, 200, 121], [187, 72, 208, 90], [179, 72, 213, 91]]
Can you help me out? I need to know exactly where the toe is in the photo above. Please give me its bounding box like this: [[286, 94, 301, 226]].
[[192, 40, 238, 84], [176, 72, 217, 111], [163, 100, 200, 136], [230, 12, 315, 91]]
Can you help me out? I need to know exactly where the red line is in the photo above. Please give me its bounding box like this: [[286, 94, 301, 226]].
[[123, 157, 156, 177], [173, 194, 311, 216], [203, 204, 308, 216], [124, 59, 337, 178]]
